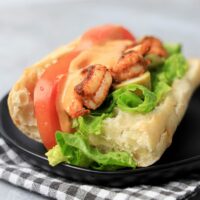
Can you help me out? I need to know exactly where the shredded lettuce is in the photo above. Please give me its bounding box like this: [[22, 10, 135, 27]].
[[163, 53, 188, 85], [46, 145, 68, 167], [46, 132, 136, 170]]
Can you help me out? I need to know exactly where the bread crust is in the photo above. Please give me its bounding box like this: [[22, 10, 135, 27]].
[[8, 40, 200, 167], [89, 59, 200, 166], [8, 39, 79, 141]]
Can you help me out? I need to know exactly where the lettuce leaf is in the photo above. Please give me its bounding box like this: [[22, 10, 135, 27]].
[[91, 84, 157, 115], [163, 53, 188, 85], [72, 113, 112, 136], [145, 54, 165, 69], [113, 84, 157, 113], [153, 81, 171, 103], [151, 53, 188, 102], [145, 43, 181, 69], [46, 132, 136, 170], [46, 145, 68, 167], [46, 144, 92, 167], [164, 43, 181, 55]]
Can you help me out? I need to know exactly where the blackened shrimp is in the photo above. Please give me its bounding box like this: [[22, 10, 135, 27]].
[[75, 64, 112, 110], [140, 36, 167, 57], [63, 64, 112, 118], [110, 36, 167, 83], [110, 42, 150, 83]]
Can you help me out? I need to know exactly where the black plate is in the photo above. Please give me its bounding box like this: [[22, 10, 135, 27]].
[[0, 89, 200, 187]]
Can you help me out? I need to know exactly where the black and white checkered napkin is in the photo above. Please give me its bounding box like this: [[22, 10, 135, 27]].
[[0, 137, 200, 200]]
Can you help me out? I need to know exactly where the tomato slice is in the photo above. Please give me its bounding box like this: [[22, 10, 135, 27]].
[[34, 51, 79, 149], [78, 24, 136, 50], [34, 24, 136, 149]]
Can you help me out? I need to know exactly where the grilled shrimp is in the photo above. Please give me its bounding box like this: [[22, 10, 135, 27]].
[[75, 64, 112, 110], [64, 64, 112, 118], [63, 36, 167, 118], [110, 42, 150, 83], [140, 36, 167, 57], [110, 36, 167, 83]]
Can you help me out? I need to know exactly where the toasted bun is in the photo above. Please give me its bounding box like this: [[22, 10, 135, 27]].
[[89, 59, 200, 167], [8, 39, 79, 141], [8, 41, 200, 167]]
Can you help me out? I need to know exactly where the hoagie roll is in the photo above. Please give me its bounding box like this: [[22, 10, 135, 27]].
[[8, 25, 200, 169]]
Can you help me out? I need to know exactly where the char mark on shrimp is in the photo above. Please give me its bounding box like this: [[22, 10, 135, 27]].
[[140, 36, 168, 57], [64, 64, 112, 119], [111, 45, 149, 83]]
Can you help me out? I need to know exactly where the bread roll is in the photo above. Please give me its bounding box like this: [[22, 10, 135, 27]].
[[89, 59, 200, 166], [8, 39, 200, 166]]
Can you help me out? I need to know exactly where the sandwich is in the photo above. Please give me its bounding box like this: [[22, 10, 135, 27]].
[[8, 24, 200, 170]]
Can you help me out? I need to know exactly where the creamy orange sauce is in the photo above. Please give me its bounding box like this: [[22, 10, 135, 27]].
[[69, 39, 134, 72], [59, 39, 134, 127]]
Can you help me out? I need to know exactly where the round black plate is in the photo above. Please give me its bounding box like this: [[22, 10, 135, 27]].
[[0, 89, 200, 187]]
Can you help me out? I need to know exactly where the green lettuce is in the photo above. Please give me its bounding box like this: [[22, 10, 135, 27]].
[[46, 144, 91, 167], [92, 84, 157, 116], [46, 132, 136, 170], [112, 84, 157, 113], [145, 54, 165, 69], [153, 81, 171, 103], [164, 43, 181, 55], [72, 113, 111, 136], [151, 53, 188, 102], [145, 43, 181, 69]]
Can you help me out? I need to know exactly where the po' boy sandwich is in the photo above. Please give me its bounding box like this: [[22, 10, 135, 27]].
[[8, 24, 200, 170]]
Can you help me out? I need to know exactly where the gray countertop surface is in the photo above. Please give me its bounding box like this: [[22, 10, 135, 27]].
[[0, 0, 200, 199]]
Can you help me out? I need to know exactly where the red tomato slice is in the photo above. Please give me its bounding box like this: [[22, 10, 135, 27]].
[[78, 24, 136, 50], [34, 24, 136, 149], [34, 51, 79, 149]]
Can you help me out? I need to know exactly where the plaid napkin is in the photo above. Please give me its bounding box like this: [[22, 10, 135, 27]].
[[0, 137, 200, 200]]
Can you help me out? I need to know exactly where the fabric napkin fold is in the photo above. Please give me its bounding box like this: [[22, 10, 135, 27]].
[[0, 137, 199, 200]]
